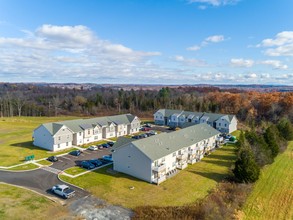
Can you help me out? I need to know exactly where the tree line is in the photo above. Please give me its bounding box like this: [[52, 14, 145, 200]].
[[0, 83, 292, 125]]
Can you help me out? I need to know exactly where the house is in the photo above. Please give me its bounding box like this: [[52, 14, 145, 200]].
[[154, 109, 237, 133], [112, 123, 221, 184], [33, 114, 141, 151]]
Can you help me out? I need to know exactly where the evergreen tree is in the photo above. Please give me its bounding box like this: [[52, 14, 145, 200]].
[[233, 147, 260, 183], [277, 118, 293, 141], [263, 125, 279, 158]]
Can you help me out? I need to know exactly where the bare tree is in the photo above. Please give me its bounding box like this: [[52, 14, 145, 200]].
[[52, 96, 61, 117], [13, 92, 26, 117]]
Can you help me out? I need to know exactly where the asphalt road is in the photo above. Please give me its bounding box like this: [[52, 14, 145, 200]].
[[0, 147, 113, 204]]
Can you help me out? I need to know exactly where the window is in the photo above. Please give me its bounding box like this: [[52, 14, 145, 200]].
[[225, 124, 227, 127], [88, 130, 90, 135], [219, 123, 221, 126], [79, 132, 82, 136], [66, 142, 68, 146], [160, 116, 163, 119], [58, 144, 60, 148], [58, 136, 61, 141]]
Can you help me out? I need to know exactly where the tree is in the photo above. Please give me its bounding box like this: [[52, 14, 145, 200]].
[[233, 147, 260, 183], [263, 125, 279, 158], [277, 118, 293, 141]]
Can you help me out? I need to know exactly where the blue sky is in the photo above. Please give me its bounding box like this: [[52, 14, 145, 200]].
[[0, 0, 293, 85]]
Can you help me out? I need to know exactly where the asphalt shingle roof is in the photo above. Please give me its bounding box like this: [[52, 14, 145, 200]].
[[115, 123, 220, 161]]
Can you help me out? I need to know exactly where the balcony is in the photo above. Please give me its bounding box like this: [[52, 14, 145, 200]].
[[177, 163, 188, 170], [188, 149, 197, 155], [177, 154, 188, 160], [188, 158, 197, 164], [152, 175, 166, 185], [152, 163, 166, 173]]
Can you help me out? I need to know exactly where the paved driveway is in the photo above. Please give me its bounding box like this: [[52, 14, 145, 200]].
[[0, 147, 112, 204]]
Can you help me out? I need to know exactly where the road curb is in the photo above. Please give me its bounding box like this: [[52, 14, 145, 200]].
[[57, 173, 85, 191], [0, 182, 62, 204]]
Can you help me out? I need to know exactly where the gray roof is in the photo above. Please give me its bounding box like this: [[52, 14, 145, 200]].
[[155, 109, 235, 123], [116, 123, 220, 161], [38, 114, 137, 136], [113, 137, 134, 150]]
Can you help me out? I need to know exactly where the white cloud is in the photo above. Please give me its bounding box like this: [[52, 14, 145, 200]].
[[260, 60, 288, 70], [186, 45, 201, 51], [174, 55, 207, 67], [187, 35, 226, 51], [244, 73, 257, 79], [188, 0, 240, 8], [204, 35, 225, 43], [258, 31, 293, 56], [230, 58, 254, 67]]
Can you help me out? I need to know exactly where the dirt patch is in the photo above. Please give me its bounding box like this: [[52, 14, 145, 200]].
[[69, 196, 133, 220]]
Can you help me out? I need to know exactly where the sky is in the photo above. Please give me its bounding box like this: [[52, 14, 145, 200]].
[[0, 0, 293, 85]]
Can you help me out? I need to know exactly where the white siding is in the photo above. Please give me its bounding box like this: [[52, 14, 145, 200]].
[[113, 143, 152, 182], [33, 125, 54, 151]]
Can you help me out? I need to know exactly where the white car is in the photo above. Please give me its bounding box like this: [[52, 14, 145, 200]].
[[51, 184, 75, 199], [88, 145, 98, 151]]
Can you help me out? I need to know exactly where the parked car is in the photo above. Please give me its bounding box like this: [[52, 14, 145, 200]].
[[97, 145, 104, 149], [80, 160, 95, 169], [145, 123, 152, 128], [88, 145, 98, 151], [145, 132, 152, 137], [89, 159, 103, 167], [51, 184, 75, 199], [107, 141, 115, 147], [102, 155, 113, 162], [102, 143, 110, 148], [132, 135, 140, 139], [139, 133, 148, 138], [47, 156, 58, 162], [149, 130, 158, 135], [70, 150, 82, 156], [141, 127, 151, 131]]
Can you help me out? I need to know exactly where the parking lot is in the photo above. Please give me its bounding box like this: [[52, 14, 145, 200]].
[[50, 147, 112, 171]]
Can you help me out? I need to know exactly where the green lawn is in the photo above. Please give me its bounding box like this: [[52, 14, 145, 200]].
[[36, 160, 52, 166], [63, 166, 86, 176], [60, 144, 236, 208], [7, 163, 39, 171], [242, 141, 293, 220], [0, 116, 80, 167], [0, 183, 67, 220]]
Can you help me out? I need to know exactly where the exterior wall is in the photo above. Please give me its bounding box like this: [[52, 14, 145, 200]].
[[93, 126, 103, 141], [73, 131, 84, 145], [169, 114, 179, 127], [129, 117, 141, 134], [33, 125, 54, 151], [178, 115, 186, 127], [154, 112, 164, 125], [53, 126, 73, 151], [116, 124, 127, 137], [228, 117, 237, 133], [113, 144, 152, 183], [52, 141, 72, 151]]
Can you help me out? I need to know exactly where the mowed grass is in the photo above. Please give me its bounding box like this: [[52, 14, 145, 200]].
[[64, 166, 86, 176], [0, 183, 68, 220], [61, 144, 236, 208], [0, 116, 80, 167], [243, 141, 293, 220]]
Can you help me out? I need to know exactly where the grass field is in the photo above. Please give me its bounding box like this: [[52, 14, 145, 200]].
[[63, 166, 86, 176], [0, 116, 80, 167], [242, 141, 293, 220], [0, 183, 68, 220], [61, 144, 237, 208]]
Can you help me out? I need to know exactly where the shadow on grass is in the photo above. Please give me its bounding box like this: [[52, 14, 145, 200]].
[[204, 158, 234, 167], [189, 170, 230, 182], [205, 153, 236, 162], [11, 141, 43, 151], [91, 165, 148, 184]]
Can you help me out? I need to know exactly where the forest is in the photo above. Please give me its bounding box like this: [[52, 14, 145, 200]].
[[0, 83, 292, 125]]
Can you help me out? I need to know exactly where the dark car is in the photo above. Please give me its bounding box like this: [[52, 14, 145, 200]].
[[47, 156, 58, 162], [80, 161, 95, 169], [102, 143, 110, 148], [70, 150, 82, 156], [132, 135, 140, 139], [102, 155, 113, 162], [139, 133, 148, 138], [107, 141, 115, 147], [89, 159, 103, 167]]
